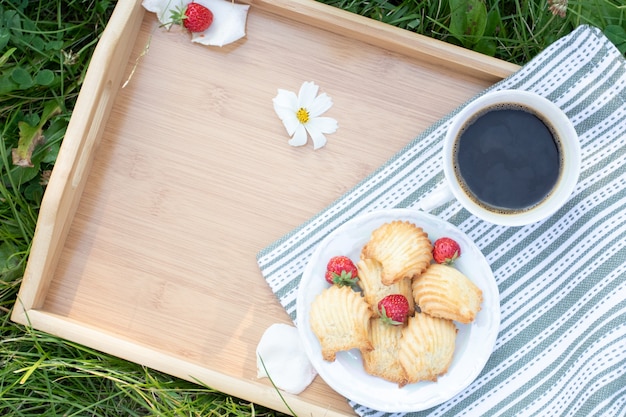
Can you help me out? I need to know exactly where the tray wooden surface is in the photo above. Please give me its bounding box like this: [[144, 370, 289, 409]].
[[12, 0, 518, 414]]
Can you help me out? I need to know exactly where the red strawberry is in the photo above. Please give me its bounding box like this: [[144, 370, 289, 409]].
[[171, 2, 214, 33], [433, 237, 461, 265], [378, 294, 410, 325], [325, 256, 358, 286]]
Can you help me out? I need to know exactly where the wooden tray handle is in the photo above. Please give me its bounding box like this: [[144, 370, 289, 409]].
[[13, 0, 146, 315]]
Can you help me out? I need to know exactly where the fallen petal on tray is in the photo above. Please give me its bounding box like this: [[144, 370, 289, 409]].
[[142, 0, 250, 47], [256, 323, 317, 394]]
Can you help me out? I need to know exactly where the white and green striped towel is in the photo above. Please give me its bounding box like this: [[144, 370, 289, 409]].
[[256, 25, 626, 416]]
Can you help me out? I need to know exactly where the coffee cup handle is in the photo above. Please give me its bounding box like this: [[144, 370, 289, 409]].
[[416, 183, 455, 212]]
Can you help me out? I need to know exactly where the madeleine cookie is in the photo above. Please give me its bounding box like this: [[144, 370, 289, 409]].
[[356, 258, 415, 316], [399, 313, 457, 383], [309, 285, 373, 361], [362, 318, 408, 386], [361, 220, 433, 285], [412, 263, 483, 324]]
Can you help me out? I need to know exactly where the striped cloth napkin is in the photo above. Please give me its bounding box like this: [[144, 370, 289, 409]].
[[256, 25, 626, 416]]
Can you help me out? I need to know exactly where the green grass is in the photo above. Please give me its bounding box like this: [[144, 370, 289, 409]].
[[320, 0, 625, 62], [1, 0, 624, 415], [1, 327, 275, 416]]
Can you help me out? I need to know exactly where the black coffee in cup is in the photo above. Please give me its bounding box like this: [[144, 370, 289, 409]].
[[452, 104, 563, 214]]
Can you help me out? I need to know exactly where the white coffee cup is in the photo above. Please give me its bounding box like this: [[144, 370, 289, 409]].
[[418, 90, 581, 227]]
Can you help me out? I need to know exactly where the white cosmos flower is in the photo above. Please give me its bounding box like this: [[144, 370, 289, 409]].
[[273, 81, 338, 150]]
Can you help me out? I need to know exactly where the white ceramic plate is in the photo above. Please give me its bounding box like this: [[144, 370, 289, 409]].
[[296, 208, 500, 412]]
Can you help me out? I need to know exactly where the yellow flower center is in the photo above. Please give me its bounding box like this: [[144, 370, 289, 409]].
[[296, 107, 310, 124]]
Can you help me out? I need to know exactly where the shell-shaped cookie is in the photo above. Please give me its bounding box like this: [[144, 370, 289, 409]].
[[399, 313, 457, 383], [361, 220, 433, 285], [362, 318, 408, 387], [356, 258, 415, 316], [412, 263, 483, 324], [309, 285, 373, 362]]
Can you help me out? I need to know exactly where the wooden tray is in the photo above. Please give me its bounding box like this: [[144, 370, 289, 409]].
[[12, 0, 518, 415]]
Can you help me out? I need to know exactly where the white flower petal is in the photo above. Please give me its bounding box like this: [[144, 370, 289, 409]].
[[256, 323, 317, 395], [305, 117, 337, 149], [273, 91, 300, 136], [142, 0, 185, 25], [191, 0, 250, 46], [273, 89, 298, 110], [307, 116, 338, 134], [308, 93, 333, 118], [306, 129, 328, 150], [288, 125, 308, 147], [297, 81, 319, 109], [141, 0, 249, 47], [277, 110, 300, 136]]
